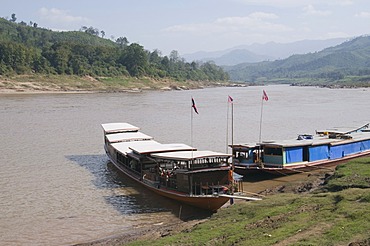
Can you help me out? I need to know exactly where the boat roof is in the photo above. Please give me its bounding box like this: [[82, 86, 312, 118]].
[[101, 123, 139, 133], [130, 143, 196, 154], [330, 131, 370, 146], [316, 122, 369, 135], [261, 131, 370, 148], [106, 132, 153, 143], [151, 150, 231, 161], [229, 143, 258, 149], [112, 140, 159, 155]]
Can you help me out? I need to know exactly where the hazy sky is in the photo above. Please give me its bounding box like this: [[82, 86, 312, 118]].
[[2, 0, 370, 55]]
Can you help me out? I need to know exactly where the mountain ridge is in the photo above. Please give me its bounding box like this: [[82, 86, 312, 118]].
[[182, 38, 349, 66], [224, 35, 370, 86]]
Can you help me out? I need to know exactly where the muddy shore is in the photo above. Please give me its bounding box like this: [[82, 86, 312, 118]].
[[76, 169, 334, 246]]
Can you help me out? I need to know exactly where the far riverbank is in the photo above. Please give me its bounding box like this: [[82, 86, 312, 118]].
[[0, 74, 241, 94]]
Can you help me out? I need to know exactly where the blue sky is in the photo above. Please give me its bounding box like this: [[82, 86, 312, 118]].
[[2, 0, 370, 55]]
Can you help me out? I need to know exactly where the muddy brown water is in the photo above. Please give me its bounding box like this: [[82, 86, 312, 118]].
[[1, 85, 369, 245]]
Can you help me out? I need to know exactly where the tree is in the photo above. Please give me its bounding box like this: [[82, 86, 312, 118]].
[[116, 37, 129, 48], [100, 30, 105, 38], [149, 49, 162, 65], [10, 13, 16, 22], [80, 26, 87, 32], [119, 43, 148, 76], [85, 26, 99, 36], [169, 50, 179, 63]]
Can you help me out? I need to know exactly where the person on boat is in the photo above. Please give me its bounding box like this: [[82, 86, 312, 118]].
[[228, 164, 235, 204], [228, 166, 234, 185]]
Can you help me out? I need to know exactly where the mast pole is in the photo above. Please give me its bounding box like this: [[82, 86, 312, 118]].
[[226, 100, 229, 153], [258, 95, 264, 162]]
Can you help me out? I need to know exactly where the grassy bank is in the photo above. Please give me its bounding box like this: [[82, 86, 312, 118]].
[[0, 74, 232, 93], [128, 158, 370, 246]]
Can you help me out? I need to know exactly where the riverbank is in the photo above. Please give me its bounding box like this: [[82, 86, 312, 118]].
[[80, 158, 370, 246], [0, 74, 238, 94]]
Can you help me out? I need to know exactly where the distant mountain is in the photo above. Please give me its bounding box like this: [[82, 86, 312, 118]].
[[224, 35, 370, 84], [198, 49, 273, 66], [183, 38, 348, 66]]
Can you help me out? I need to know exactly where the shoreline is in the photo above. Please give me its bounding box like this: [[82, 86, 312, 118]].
[[0, 75, 243, 95], [76, 169, 334, 246], [1, 75, 368, 95]]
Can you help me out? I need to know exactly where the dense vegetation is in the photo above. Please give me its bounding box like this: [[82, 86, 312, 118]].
[[128, 158, 370, 245], [225, 36, 370, 87], [0, 16, 229, 82]]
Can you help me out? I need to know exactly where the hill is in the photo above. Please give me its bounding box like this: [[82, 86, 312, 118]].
[[182, 38, 347, 66], [0, 17, 229, 87], [225, 36, 370, 87]]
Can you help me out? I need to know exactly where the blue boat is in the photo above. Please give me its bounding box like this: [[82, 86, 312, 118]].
[[231, 123, 370, 175]]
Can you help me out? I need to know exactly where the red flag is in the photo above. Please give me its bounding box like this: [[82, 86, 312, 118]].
[[262, 90, 268, 101], [191, 97, 199, 114], [228, 95, 234, 103]]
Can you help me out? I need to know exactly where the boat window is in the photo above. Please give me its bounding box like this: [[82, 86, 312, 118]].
[[237, 152, 250, 161], [264, 147, 282, 156]]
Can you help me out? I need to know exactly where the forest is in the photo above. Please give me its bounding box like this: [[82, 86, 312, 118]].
[[0, 16, 229, 82]]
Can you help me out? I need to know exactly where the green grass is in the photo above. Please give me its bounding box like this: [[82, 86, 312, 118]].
[[127, 158, 370, 246], [325, 158, 370, 191]]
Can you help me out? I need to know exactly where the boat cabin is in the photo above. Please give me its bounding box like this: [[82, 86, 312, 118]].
[[260, 131, 370, 167], [151, 151, 231, 195], [231, 144, 258, 165]]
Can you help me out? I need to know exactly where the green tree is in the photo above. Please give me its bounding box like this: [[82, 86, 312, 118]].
[[119, 43, 148, 76], [10, 13, 16, 22], [116, 37, 129, 48]]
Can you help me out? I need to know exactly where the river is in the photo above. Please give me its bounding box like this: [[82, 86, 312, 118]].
[[0, 85, 369, 245]]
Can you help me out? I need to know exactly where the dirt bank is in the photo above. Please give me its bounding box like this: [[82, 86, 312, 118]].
[[0, 75, 237, 94]]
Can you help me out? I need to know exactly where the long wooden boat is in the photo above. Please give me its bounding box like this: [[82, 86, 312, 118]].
[[101, 123, 232, 211], [231, 123, 370, 175]]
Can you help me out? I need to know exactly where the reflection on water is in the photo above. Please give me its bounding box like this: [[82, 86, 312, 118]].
[[67, 155, 212, 218], [0, 85, 369, 245]]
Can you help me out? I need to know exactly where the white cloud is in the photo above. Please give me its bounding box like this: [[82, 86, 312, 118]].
[[234, 0, 310, 7], [235, 0, 354, 7], [38, 7, 89, 23], [303, 5, 331, 16], [355, 11, 370, 18], [331, 0, 354, 6], [163, 12, 291, 35]]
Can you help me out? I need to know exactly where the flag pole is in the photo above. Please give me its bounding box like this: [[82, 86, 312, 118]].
[[259, 90, 268, 163], [190, 97, 199, 161], [226, 100, 229, 153], [259, 96, 264, 144], [227, 95, 234, 160], [231, 99, 234, 154], [191, 96, 193, 157], [258, 95, 264, 163]]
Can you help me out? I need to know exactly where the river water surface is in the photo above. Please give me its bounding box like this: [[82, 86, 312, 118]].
[[0, 85, 369, 245]]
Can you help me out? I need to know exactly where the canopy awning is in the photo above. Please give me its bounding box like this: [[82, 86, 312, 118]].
[[112, 140, 159, 155], [101, 123, 139, 134], [151, 150, 231, 161], [106, 132, 153, 143], [130, 143, 196, 154]]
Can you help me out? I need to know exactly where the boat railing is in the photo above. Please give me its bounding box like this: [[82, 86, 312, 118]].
[[191, 181, 230, 196], [142, 175, 160, 188], [159, 176, 177, 190]]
